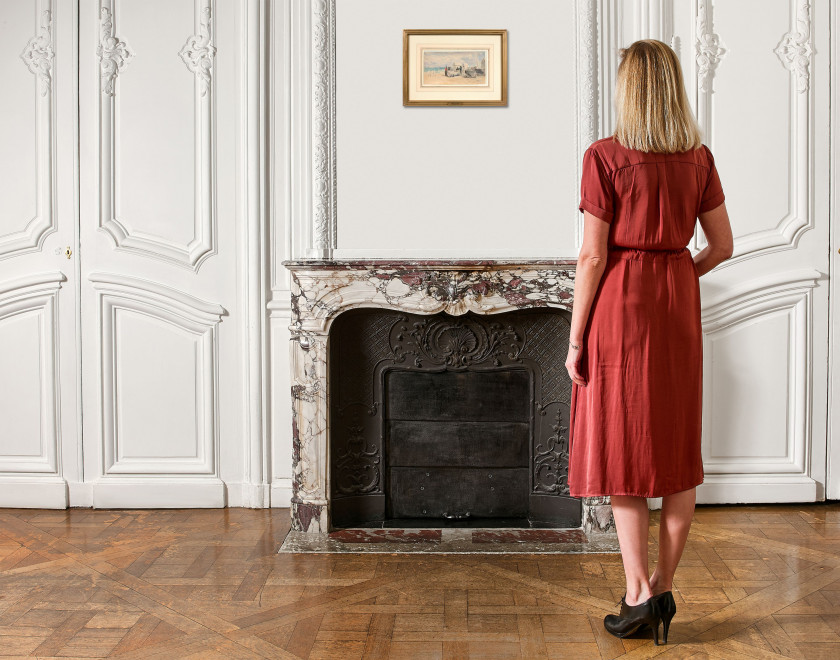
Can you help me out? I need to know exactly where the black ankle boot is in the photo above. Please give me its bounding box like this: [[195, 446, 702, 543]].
[[604, 593, 663, 645], [651, 591, 676, 643]]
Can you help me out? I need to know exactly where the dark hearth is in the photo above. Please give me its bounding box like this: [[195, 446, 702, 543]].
[[329, 308, 580, 529]]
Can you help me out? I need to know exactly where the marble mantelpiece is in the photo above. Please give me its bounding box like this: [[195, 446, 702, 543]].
[[281, 259, 616, 538]]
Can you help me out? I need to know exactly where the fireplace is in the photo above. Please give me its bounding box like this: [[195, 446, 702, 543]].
[[281, 259, 616, 539], [329, 308, 580, 528]]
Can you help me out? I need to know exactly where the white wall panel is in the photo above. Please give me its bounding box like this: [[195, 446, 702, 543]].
[[699, 271, 820, 502], [91, 273, 223, 476], [0, 314, 45, 460], [0, 0, 56, 258], [0, 275, 64, 474], [0, 1, 38, 234], [709, 0, 810, 262], [99, 0, 217, 269]]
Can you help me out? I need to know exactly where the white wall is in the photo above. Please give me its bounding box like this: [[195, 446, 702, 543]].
[[0, 0, 834, 509], [270, 0, 835, 508], [333, 0, 580, 258]]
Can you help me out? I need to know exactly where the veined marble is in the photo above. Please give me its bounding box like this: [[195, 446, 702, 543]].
[[281, 259, 616, 538]]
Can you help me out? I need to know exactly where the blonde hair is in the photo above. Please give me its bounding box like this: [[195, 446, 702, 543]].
[[614, 39, 703, 153]]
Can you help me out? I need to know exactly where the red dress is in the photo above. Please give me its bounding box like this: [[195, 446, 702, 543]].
[[568, 136, 725, 498]]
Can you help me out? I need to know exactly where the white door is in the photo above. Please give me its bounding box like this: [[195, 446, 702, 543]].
[[0, 0, 80, 508], [613, 1, 830, 504], [682, 0, 829, 503], [78, 0, 252, 507]]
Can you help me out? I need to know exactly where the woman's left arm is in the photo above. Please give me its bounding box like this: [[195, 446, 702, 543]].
[[565, 210, 611, 386]]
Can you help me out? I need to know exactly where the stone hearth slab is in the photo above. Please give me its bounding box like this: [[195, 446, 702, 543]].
[[328, 529, 442, 543], [472, 529, 587, 543], [278, 528, 619, 554]]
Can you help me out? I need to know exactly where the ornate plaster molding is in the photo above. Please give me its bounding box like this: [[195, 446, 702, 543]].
[[575, 0, 600, 250], [695, 0, 726, 94], [97, 6, 134, 96], [310, 0, 337, 257], [179, 5, 216, 97], [20, 8, 54, 96], [576, 0, 599, 154], [774, 0, 813, 93]]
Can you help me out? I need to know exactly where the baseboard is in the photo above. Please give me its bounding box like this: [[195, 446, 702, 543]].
[[226, 483, 270, 508], [68, 481, 93, 507], [0, 476, 67, 508], [697, 474, 820, 504], [91, 478, 226, 508], [270, 478, 293, 508]]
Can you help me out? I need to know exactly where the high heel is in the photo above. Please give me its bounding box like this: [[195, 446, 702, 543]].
[[603, 592, 663, 645], [651, 591, 676, 644]]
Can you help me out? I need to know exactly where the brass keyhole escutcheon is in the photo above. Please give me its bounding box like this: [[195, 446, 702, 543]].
[[64, 247, 72, 259]]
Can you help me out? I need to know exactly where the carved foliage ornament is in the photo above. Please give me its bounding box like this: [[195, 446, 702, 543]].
[[20, 9, 54, 96], [774, 0, 813, 93], [695, 0, 726, 94], [97, 7, 134, 96], [179, 6, 216, 96]]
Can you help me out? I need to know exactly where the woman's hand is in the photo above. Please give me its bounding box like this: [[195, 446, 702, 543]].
[[566, 343, 587, 387]]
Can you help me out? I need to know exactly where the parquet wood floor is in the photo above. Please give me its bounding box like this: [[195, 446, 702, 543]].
[[1, 504, 840, 658]]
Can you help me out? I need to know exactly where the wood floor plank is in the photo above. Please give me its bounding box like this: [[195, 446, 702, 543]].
[[0, 505, 838, 657]]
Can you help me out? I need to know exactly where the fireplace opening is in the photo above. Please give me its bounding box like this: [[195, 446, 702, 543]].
[[329, 308, 581, 530]]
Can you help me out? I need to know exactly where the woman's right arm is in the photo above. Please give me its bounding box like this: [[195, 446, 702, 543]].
[[694, 201, 734, 277]]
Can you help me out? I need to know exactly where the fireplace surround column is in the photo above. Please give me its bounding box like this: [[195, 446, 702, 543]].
[[282, 259, 617, 538]]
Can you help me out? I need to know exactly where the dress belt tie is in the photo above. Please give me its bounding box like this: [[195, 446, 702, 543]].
[[607, 246, 690, 260]]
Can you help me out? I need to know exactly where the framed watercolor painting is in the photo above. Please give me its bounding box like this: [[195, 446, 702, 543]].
[[403, 29, 508, 106]]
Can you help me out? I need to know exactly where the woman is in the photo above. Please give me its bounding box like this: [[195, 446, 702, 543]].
[[566, 39, 734, 645]]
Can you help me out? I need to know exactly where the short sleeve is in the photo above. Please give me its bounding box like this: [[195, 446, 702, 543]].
[[698, 145, 725, 213], [579, 147, 615, 223]]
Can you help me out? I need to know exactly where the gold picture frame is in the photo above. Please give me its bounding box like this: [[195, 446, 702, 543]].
[[403, 29, 508, 106]]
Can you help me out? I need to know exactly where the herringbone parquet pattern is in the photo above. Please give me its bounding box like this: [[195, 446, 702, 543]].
[[1, 504, 840, 658]]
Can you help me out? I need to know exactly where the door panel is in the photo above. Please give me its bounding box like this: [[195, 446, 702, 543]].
[[0, 0, 79, 507], [682, 0, 827, 502], [616, 0, 829, 503], [79, 0, 242, 507]]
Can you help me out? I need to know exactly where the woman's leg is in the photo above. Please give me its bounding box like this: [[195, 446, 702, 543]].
[[649, 487, 696, 595], [610, 495, 654, 606]]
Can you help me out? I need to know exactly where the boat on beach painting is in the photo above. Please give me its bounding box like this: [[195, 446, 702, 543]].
[[422, 49, 488, 86], [403, 29, 506, 106]]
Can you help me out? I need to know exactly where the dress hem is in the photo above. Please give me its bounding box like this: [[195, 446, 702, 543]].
[[569, 480, 704, 499]]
